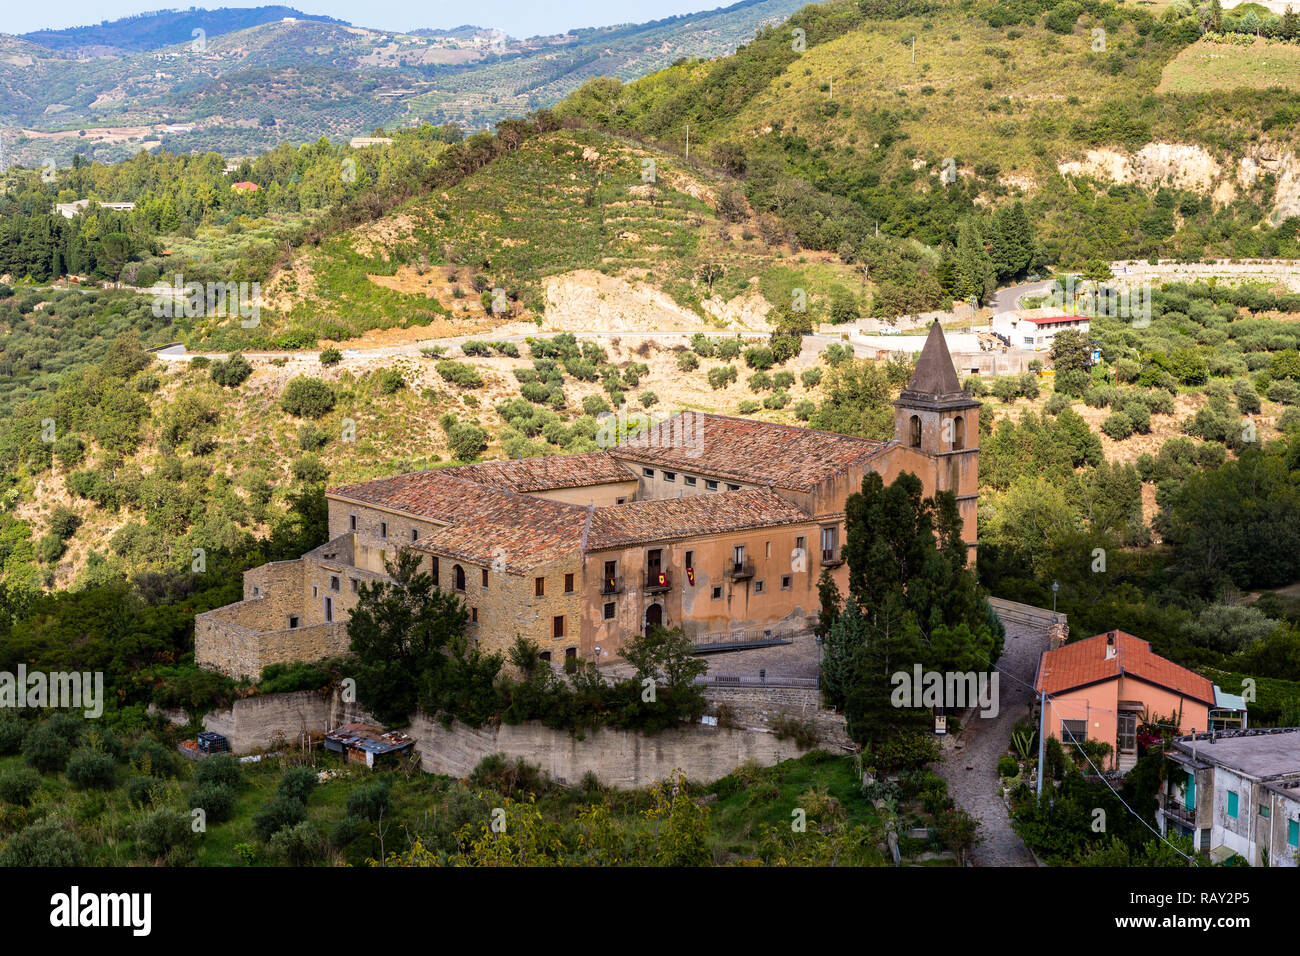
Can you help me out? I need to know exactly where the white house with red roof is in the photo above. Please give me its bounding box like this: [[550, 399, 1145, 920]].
[[991, 311, 1090, 351]]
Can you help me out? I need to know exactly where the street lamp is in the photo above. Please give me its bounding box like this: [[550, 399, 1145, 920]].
[[1051, 581, 1059, 622], [593, 644, 601, 665]]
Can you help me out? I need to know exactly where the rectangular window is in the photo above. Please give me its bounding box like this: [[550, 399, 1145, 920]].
[[733, 545, 745, 567], [1060, 719, 1087, 743], [705, 479, 718, 491], [535, 577, 545, 597], [1289, 819, 1299, 848], [603, 602, 615, 620], [664, 471, 676, 482], [1227, 791, 1239, 819], [482, 568, 489, 587], [324, 597, 333, 623], [1185, 772, 1196, 811], [565, 647, 576, 662], [616, 497, 626, 505], [471, 607, 478, 624], [765, 541, 771, 558], [754, 580, 764, 594], [411, 528, 419, 542], [351, 578, 359, 594], [330, 575, 340, 592], [711, 586, 722, 599], [380, 521, 387, 539], [564, 573, 575, 593], [539, 651, 551, 663], [288, 615, 299, 629], [1259, 805, 1270, 818], [349, 514, 357, 531], [312, 585, 318, 598], [796, 535, 806, 555], [553, 615, 565, 638], [781, 575, 792, 590], [643, 468, 655, 478], [684, 475, 697, 487], [821, 526, 839, 563], [727, 483, 740, 491], [253, 586, 260, 597], [684, 550, 694, 570], [430, 556, 439, 586]]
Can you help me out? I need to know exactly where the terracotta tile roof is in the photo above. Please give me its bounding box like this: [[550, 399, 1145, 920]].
[[438, 452, 636, 493], [611, 411, 885, 491], [1025, 315, 1089, 326], [1034, 630, 1215, 705], [586, 489, 811, 550]]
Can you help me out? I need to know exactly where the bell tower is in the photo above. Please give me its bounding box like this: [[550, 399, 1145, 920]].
[[892, 320, 981, 562]]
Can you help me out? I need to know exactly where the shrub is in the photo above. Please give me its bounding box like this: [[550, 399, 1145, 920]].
[[125, 775, 168, 808], [581, 394, 610, 416], [267, 821, 326, 866], [375, 368, 406, 394], [253, 794, 307, 841], [795, 399, 816, 420], [707, 365, 738, 390], [1018, 372, 1040, 400], [435, 361, 484, 388], [0, 766, 41, 806], [676, 351, 699, 372], [1044, 392, 1070, 415], [469, 754, 549, 797], [639, 391, 658, 408], [1268, 379, 1300, 405], [1054, 369, 1090, 396], [66, 749, 117, 789], [443, 420, 488, 461], [1280, 406, 1300, 431], [715, 338, 742, 360], [690, 333, 715, 357], [210, 353, 253, 388], [345, 779, 392, 822], [801, 368, 822, 388], [280, 377, 336, 418], [135, 809, 193, 860], [23, 722, 77, 773], [992, 377, 1019, 404], [763, 390, 791, 409], [1193, 441, 1226, 468], [996, 754, 1019, 779], [0, 818, 85, 866], [319, 347, 343, 365], [748, 371, 773, 392], [297, 424, 329, 451], [738, 400, 761, 414], [0, 715, 27, 755], [461, 340, 491, 357], [773, 370, 795, 390], [277, 766, 319, 804], [1100, 411, 1134, 440], [190, 783, 237, 824], [743, 346, 775, 370], [194, 753, 241, 790]]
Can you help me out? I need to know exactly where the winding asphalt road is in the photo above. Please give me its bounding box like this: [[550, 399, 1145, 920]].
[[990, 279, 1057, 314]]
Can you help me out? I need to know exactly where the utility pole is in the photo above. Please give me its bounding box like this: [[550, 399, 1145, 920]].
[[912, 36, 916, 63], [684, 124, 689, 161], [829, 76, 833, 99], [1036, 690, 1046, 798]]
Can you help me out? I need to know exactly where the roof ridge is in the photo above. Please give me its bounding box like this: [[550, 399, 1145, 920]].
[[634, 409, 886, 447]]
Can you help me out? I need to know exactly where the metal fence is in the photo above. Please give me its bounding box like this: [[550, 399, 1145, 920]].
[[693, 673, 819, 690]]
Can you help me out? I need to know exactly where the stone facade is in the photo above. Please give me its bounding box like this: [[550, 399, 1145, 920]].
[[196, 321, 980, 679]]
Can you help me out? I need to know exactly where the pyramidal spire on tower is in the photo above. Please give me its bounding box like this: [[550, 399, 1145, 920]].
[[902, 319, 964, 400]]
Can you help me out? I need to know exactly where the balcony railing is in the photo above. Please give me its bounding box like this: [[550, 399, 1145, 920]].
[[820, 548, 843, 567], [601, 575, 623, 595], [1162, 802, 1196, 828], [645, 570, 671, 593], [725, 559, 755, 580]]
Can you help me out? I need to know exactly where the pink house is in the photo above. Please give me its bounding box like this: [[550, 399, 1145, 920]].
[[1034, 630, 1215, 772]]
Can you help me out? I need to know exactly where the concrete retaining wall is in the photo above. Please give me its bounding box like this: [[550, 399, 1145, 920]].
[[403, 712, 821, 787]]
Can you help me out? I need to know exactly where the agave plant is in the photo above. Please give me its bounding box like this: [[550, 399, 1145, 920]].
[[1010, 727, 1037, 762]]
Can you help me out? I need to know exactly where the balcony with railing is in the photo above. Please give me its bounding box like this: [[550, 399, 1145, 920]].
[[820, 548, 843, 567], [725, 558, 755, 580], [601, 575, 623, 595], [644, 570, 671, 593]]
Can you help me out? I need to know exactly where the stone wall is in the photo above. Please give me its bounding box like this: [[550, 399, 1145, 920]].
[[704, 686, 852, 749], [195, 611, 349, 680], [404, 712, 820, 787]]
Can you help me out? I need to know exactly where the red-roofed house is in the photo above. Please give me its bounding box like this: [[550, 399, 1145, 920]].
[[196, 321, 983, 678], [231, 181, 261, 193], [991, 312, 1090, 351], [1035, 630, 1216, 771]]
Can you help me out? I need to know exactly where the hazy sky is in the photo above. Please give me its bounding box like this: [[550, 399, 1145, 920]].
[[12, 1, 726, 38]]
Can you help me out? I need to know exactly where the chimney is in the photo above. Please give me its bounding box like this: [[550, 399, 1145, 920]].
[[1104, 632, 1116, 661]]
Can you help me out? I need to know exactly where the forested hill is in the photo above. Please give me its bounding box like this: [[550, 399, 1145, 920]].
[[20, 7, 348, 55]]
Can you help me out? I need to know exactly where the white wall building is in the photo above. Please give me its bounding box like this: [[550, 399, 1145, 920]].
[[991, 312, 1090, 352]]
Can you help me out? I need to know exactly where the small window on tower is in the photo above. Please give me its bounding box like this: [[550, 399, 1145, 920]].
[[909, 415, 922, 448]]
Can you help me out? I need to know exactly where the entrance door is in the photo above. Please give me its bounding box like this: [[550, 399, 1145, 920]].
[[1117, 711, 1137, 753], [644, 603, 663, 637]]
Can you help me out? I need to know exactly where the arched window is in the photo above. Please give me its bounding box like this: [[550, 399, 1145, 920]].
[[909, 415, 922, 448], [952, 415, 965, 451], [453, 564, 466, 591]]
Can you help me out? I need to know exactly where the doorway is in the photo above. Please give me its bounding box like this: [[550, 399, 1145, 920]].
[[644, 602, 663, 637]]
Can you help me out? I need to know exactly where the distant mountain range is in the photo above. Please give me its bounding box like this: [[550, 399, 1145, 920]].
[[0, 0, 804, 167], [21, 6, 348, 55]]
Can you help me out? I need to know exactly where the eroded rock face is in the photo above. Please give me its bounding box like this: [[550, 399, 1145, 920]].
[[1057, 140, 1300, 223], [541, 269, 771, 332]]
